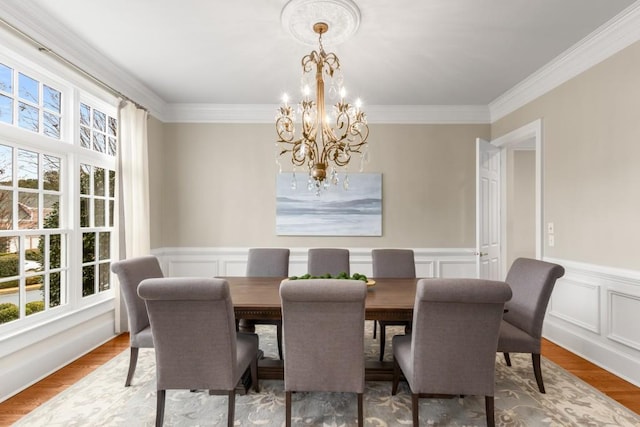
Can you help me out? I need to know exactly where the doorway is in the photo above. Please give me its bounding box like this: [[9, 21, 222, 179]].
[[492, 119, 543, 278]]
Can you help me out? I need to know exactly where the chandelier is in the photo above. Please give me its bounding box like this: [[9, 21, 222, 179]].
[[275, 22, 369, 194]]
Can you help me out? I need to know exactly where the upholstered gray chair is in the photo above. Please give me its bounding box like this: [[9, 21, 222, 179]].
[[392, 278, 512, 427], [498, 257, 565, 393], [138, 277, 259, 427], [307, 248, 350, 277], [245, 248, 289, 359], [247, 248, 290, 277], [371, 248, 416, 361], [280, 279, 366, 426], [111, 255, 164, 386]]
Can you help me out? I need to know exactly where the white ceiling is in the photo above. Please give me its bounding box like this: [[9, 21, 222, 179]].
[[1, 0, 638, 120]]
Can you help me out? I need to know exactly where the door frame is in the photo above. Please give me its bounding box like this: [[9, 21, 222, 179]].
[[491, 119, 543, 278]]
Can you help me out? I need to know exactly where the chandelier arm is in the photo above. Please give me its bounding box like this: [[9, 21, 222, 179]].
[[276, 119, 295, 141]]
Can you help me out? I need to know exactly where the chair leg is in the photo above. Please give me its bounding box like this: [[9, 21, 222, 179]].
[[125, 347, 139, 387], [485, 396, 495, 427], [391, 359, 400, 395], [156, 390, 165, 427], [532, 353, 545, 393], [357, 392, 363, 425], [411, 393, 419, 427], [276, 322, 284, 360], [251, 354, 260, 392], [285, 391, 292, 427], [379, 324, 386, 362], [373, 320, 377, 339], [227, 390, 235, 427], [503, 352, 511, 366]]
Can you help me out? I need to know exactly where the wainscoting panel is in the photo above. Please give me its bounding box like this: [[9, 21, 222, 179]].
[[167, 257, 219, 277], [608, 291, 640, 352], [549, 277, 600, 333], [438, 259, 476, 278], [153, 247, 476, 280], [543, 257, 640, 387]]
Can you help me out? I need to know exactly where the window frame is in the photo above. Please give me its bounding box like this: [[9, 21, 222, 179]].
[[0, 42, 119, 340]]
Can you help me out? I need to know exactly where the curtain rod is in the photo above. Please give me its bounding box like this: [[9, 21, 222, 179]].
[[0, 17, 147, 112]]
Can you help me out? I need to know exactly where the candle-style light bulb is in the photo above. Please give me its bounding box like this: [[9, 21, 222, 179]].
[[282, 93, 289, 106], [340, 87, 346, 100]]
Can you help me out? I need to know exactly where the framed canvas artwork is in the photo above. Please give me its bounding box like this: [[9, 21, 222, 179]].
[[276, 172, 382, 236]]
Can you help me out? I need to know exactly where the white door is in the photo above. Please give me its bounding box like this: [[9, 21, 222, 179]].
[[476, 138, 501, 279]]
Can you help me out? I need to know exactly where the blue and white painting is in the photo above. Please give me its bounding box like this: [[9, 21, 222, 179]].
[[276, 173, 382, 236]]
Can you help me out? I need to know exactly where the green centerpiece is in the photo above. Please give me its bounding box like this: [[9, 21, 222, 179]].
[[288, 272, 368, 282]]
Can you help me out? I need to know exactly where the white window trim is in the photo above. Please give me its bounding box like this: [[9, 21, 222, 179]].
[[0, 26, 120, 354]]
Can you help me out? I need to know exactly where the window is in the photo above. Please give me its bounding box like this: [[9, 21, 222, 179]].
[[80, 163, 115, 297], [0, 55, 118, 329], [0, 144, 66, 324], [80, 103, 117, 156], [0, 62, 62, 139]]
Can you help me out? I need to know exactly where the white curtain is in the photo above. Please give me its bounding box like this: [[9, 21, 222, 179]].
[[118, 101, 151, 257], [115, 101, 150, 332]]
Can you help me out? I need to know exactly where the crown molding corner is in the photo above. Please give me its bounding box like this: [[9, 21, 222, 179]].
[[489, 1, 640, 122]]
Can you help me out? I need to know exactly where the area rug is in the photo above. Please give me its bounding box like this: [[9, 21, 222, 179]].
[[14, 322, 640, 426]]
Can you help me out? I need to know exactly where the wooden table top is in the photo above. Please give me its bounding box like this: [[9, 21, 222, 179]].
[[223, 276, 418, 321]]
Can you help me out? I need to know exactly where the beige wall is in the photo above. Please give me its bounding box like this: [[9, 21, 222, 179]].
[[150, 123, 489, 249], [493, 41, 640, 270], [147, 115, 165, 249], [506, 149, 536, 267], [148, 41, 640, 270]]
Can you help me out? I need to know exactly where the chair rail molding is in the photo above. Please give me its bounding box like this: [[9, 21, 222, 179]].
[[543, 256, 640, 387], [151, 247, 477, 280]]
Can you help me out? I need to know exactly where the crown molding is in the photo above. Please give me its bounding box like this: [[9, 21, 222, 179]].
[[489, 1, 640, 122], [365, 105, 490, 124], [164, 104, 277, 124], [0, 1, 167, 119], [163, 103, 491, 124]]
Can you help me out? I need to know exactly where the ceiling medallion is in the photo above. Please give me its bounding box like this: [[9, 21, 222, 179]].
[[281, 0, 361, 46]]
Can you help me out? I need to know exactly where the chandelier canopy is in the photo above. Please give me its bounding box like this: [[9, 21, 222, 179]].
[[275, 22, 369, 194]]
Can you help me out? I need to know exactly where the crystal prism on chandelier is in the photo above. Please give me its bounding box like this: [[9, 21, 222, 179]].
[[275, 22, 369, 195]]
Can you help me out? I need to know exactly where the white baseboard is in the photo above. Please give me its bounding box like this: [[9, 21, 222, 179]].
[[0, 310, 117, 403], [543, 257, 640, 387]]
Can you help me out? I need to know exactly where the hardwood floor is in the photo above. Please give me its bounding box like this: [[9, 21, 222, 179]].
[[0, 335, 638, 424], [541, 339, 640, 414], [0, 333, 129, 425]]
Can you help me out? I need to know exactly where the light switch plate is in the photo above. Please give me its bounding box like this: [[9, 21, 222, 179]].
[[547, 222, 554, 234], [548, 234, 555, 247]]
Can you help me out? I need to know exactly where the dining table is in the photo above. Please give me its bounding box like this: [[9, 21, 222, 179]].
[[224, 276, 418, 381]]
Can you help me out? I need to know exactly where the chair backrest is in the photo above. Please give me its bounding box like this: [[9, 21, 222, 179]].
[[410, 278, 512, 396], [372, 249, 416, 278], [138, 277, 238, 391], [246, 248, 290, 277], [307, 248, 350, 276], [503, 258, 565, 338], [280, 279, 366, 393], [111, 255, 164, 337]]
